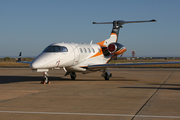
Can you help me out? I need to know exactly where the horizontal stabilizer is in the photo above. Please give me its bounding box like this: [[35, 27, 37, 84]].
[[93, 19, 156, 25]]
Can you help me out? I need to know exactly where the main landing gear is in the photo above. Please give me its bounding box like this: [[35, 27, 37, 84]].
[[41, 71, 50, 84], [102, 69, 112, 80], [64, 71, 77, 80], [70, 72, 76, 80], [40, 69, 111, 83]]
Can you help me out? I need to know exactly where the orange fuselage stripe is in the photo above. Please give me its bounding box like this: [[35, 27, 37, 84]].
[[90, 48, 103, 58]]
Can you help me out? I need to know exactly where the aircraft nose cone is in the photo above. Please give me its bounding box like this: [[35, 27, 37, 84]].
[[30, 53, 55, 69], [30, 61, 41, 69]]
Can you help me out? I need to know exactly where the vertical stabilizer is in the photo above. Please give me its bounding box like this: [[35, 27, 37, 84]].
[[95, 21, 123, 47]]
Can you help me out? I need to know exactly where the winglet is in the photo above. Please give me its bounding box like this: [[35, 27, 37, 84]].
[[16, 52, 32, 64], [17, 52, 22, 62]]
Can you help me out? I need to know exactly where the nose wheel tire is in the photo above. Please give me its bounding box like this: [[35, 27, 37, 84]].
[[41, 76, 50, 84], [41, 72, 50, 84]]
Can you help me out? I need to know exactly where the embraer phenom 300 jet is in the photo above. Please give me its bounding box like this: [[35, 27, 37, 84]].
[[17, 19, 180, 84]]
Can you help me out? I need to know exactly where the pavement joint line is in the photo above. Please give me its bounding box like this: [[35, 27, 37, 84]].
[[0, 111, 180, 118], [131, 70, 175, 120]]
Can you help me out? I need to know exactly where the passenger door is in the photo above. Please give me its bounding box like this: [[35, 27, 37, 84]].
[[71, 44, 80, 65]]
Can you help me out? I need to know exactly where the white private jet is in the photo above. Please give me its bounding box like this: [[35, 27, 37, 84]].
[[17, 19, 180, 84]]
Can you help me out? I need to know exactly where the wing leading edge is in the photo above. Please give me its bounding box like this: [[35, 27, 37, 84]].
[[16, 61, 31, 64], [86, 62, 180, 70]]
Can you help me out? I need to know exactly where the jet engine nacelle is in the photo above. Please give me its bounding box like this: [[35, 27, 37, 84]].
[[107, 43, 126, 55]]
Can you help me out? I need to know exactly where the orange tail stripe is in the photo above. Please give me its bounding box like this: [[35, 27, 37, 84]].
[[97, 40, 106, 47]]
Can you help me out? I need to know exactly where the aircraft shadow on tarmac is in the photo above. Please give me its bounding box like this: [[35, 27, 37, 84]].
[[0, 76, 138, 84], [120, 86, 180, 91], [149, 83, 180, 86], [0, 76, 67, 84]]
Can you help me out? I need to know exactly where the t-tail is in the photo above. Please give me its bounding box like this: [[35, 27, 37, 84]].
[[93, 19, 156, 47]]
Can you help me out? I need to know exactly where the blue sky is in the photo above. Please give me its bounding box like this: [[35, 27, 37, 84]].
[[1, 0, 180, 57]]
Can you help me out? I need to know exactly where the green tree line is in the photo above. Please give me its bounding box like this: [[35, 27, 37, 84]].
[[0, 57, 34, 62]]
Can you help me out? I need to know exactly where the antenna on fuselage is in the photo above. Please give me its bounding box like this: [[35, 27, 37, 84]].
[[90, 40, 93, 44]]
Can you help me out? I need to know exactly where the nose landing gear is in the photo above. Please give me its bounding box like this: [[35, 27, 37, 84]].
[[41, 71, 50, 84]]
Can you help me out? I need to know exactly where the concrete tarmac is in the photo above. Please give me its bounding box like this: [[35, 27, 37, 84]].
[[0, 68, 180, 120]]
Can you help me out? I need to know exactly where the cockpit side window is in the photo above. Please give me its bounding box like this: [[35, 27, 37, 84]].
[[43, 45, 68, 52], [60, 46, 68, 52]]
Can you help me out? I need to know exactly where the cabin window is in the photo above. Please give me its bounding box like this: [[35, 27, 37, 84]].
[[92, 48, 95, 53], [43, 45, 68, 52], [98, 48, 101, 53], [88, 48, 91, 53], [84, 48, 87, 53], [79, 48, 83, 53]]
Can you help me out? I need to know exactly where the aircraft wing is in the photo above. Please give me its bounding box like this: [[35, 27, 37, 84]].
[[16, 61, 31, 64], [86, 61, 180, 70], [16, 52, 31, 64]]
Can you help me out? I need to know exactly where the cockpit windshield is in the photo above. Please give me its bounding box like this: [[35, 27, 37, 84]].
[[43, 45, 68, 52]]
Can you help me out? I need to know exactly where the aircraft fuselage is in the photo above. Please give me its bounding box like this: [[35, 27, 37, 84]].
[[30, 43, 125, 73]]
